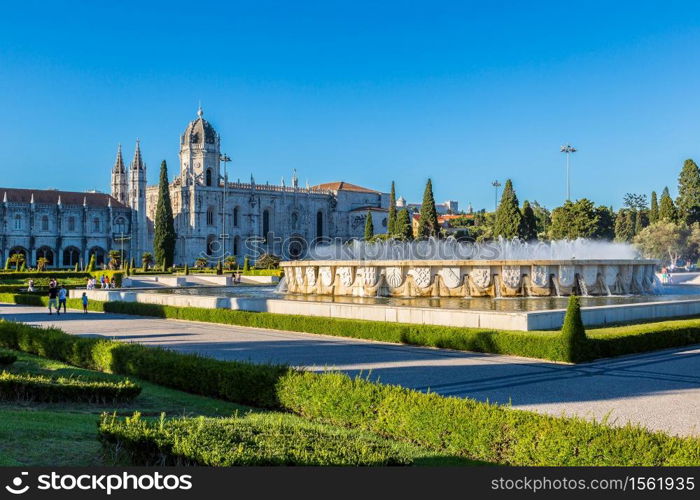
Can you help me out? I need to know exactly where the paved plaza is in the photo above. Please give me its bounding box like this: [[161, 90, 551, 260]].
[[1, 303, 698, 437]]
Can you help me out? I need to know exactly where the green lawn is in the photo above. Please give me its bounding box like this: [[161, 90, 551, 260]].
[[0, 351, 481, 466]]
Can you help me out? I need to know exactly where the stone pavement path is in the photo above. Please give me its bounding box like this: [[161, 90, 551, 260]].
[[1, 303, 699, 437]]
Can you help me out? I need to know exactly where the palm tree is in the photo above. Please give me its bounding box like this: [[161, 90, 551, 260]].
[[224, 256, 237, 271], [108, 250, 122, 270], [8, 253, 24, 271], [36, 257, 49, 272], [141, 252, 154, 271]]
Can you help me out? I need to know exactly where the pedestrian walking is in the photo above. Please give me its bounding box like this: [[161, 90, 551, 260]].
[[48, 282, 59, 315], [81, 292, 89, 314], [58, 285, 67, 314]]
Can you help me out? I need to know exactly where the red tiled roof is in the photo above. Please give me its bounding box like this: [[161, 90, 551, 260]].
[[0, 187, 126, 208], [311, 181, 380, 194], [349, 206, 388, 212]]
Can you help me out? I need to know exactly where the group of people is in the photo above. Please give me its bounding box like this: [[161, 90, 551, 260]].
[[86, 275, 116, 289], [660, 267, 673, 284], [42, 279, 90, 315]]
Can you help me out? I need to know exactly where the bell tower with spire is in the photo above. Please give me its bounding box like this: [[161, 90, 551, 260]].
[[110, 144, 128, 205], [128, 139, 148, 258], [179, 105, 221, 187]]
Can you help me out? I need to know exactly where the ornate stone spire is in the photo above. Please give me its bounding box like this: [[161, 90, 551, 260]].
[[291, 169, 298, 188], [113, 144, 125, 173], [30, 193, 34, 204], [197, 103, 204, 118], [2, 192, 6, 203], [57, 195, 61, 206], [131, 139, 144, 171]]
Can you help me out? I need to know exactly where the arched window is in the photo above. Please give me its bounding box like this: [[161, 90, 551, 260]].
[[316, 211, 323, 238], [93, 218, 100, 232], [206, 234, 217, 256], [41, 215, 49, 231], [206, 207, 215, 226], [113, 216, 128, 234], [206, 168, 212, 187], [262, 209, 270, 242], [37, 247, 54, 266], [291, 212, 299, 230], [233, 235, 240, 257], [62, 246, 80, 267], [68, 216, 76, 232], [13, 214, 21, 230], [89, 247, 106, 266], [233, 207, 239, 227]]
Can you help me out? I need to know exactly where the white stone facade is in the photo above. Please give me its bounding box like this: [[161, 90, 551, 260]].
[[142, 108, 389, 265]]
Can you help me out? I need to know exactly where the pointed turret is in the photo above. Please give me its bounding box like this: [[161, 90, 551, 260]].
[[57, 195, 62, 206], [111, 143, 129, 205], [131, 139, 144, 171]]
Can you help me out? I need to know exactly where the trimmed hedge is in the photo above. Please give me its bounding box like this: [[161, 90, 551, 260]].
[[3, 292, 700, 362], [0, 271, 123, 287], [102, 301, 570, 361], [0, 320, 288, 409], [99, 412, 412, 466], [0, 349, 17, 365], [1, 320, 698, 466], [276, 371, 700, 466], [0, 371, 141, 404]]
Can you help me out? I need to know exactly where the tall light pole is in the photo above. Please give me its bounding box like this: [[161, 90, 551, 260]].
[[491, 180, 501, 212], [219, 154, 231, 263], [560, 144, 577, 201]]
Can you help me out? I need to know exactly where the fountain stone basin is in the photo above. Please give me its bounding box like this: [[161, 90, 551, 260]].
[[280, 259, 658, 298]]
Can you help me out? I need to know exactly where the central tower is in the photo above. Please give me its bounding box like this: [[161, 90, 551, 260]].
[[179, 106, 221, 187]]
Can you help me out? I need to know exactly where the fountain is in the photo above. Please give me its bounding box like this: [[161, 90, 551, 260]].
[[279, 238, 658, 298]]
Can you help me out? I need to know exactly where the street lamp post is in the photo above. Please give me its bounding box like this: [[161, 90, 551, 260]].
[[560, 144, 577, 201], [491, 180, 502, 212], [219, 154, 231, 264]]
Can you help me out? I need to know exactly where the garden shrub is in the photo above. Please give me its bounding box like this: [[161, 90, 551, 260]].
[[0, 320, 287, 409], [1, 320, 699, 466], [0, 349, 17, 366], [559, 295, 590, 362], [99, 412, 412, 466], [0, 371, 140, 404]]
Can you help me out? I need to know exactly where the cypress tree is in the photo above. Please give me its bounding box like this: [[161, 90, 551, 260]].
[[243, 256, 250, 272], [86, 254, 96, 272], [184, 263, 189, 275], [493, 179, 522, 238], [677, 158, 700, 224], [519, 200, 538, 241], [417, 179, 439, 238], [560, 295, 589, 363], [387, 181, 397, 236], [649, 191, 659, 223], [364, 210, 374, 240], [153, 160, 176, 268], [396, 208, 413, 240], [659, 187, 677, 222]]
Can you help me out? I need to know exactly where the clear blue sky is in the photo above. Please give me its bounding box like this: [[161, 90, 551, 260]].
[[1, 1, 700, 211]]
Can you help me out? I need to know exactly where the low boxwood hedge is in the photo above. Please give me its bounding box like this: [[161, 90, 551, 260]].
[[99, 412, 412, 466], [0, 349, 17, 366], [0, 371, 141, 404], [0, 320, 288, 409], [1, 320, 698, 466]]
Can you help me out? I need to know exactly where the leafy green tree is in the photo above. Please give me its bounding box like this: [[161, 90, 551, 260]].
[[614, 209, 635, 242], [634, 221, 689, 265], [153, 160, 176, 268], [364, 210, 374, 240], [108, 250, 122, 270], [519, 200, 538, 241], [529, 201, 551, 238], [659, 187, 678, 222], [549, 199, 600, 239], [387, 181, 397, 236], [649, 191, 659, 223], [417, 179, 439, 238], [395, 208, 413, 240], [493, 179, 522, 238], [677, 159, 700, 224], [594, 205, 615, 240]]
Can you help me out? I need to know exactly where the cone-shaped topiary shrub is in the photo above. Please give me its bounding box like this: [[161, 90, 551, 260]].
[[184, 263, 189, 276], [560, 295, 590, 363]]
